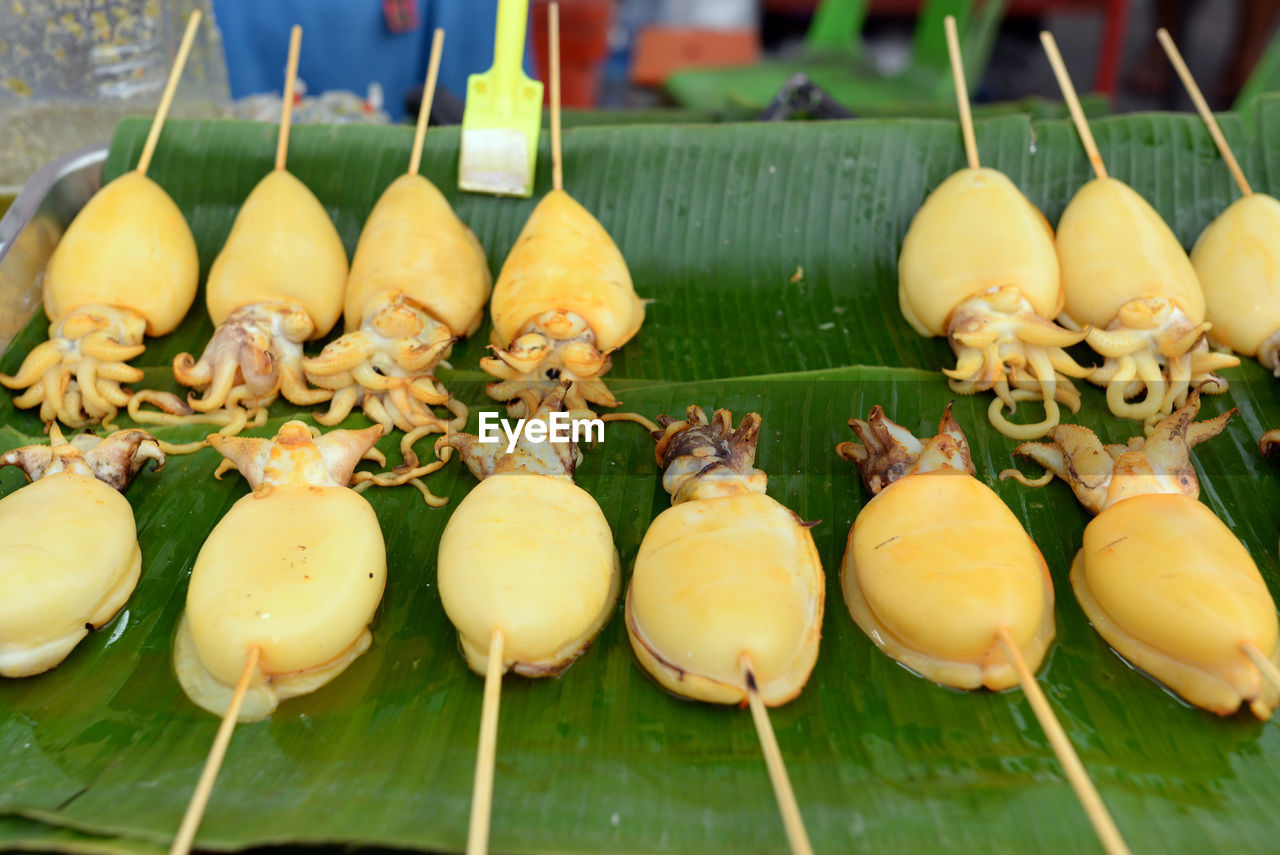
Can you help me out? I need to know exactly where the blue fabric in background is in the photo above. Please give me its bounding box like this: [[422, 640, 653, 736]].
[[212, 0, 536, 121]]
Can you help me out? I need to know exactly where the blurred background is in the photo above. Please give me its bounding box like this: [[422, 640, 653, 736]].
[[1, 0, 1278, 186]]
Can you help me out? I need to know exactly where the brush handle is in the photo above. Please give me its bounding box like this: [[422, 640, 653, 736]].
[[491, 0, 530, 101]]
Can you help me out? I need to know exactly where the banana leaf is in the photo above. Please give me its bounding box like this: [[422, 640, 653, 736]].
[[3, 96, 1280, 855]]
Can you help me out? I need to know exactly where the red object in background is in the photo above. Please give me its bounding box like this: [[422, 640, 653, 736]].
[[630, 28, 761, 87], [382, 0, 419, 34], [532, 0, 613, 107]]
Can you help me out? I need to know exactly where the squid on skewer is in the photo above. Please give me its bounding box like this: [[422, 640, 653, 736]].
[[173, 421, 386, 720], [611, 403, 822, 853], [1158, 30, 1280, 379], [1, 12, 204, 428], [436, 385, 618, 678], [137, 27, 346, 426], [900, 170, 1091, 439], [626, 406, 824, 704], [0, 426, 164, 676], [303, 30, 492, 434], [838, 401, 1130, 855], [436, 384, 619, 854], [1041, 32, 1238, 430], [1004, 391, 1280, 719], [481, 190, 644, 414], [302, 173, 490, 433], [837, 404, 1054, 688], [899, 17, 1089, 439], [479, 17, 644, 415]]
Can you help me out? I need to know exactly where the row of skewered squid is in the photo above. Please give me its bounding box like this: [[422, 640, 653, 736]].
[[902, 29, 1280, 442], [0, 24, 645, 445], [6, 383, 1280, 855], [843, 392, 1280, 721], [7, 395, 1280, 707]]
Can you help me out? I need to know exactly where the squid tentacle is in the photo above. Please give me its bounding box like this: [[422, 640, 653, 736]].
[[303, 293, 463, 433], [941, 287, 1094, 439], [1086, 299, 1241, 430], [0, 339, 64, 388], [3, 306, 149, 428], [314, 385, 361, 427]]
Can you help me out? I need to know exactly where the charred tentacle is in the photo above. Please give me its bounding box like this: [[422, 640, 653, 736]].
[[837, 403, 975, 494], [648, 406, 767, 503], [1000, 386, 1233, 513], [0, 423, 164, 489], [173, 301, 325, 416], [437, 384, 582, 482]]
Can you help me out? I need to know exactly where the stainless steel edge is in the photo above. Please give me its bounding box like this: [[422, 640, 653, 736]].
[[0, 142, 109, 354]]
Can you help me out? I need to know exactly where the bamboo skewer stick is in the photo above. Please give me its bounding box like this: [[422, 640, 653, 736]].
[[739, 653, 814, 855], [169, 646, 262, 855], [944, 15, 979, 171], [466, 629, 506, 855], [1040, 32, 1108, 180], [408, 28, 446, 177], [136, 10, 203, 176], [995, 628, 1130, 855], [1156, 28, 1252, 196], [549, 2, 564, 193], [275, 26, 303, 172], [1242, 641, 1280, 694]]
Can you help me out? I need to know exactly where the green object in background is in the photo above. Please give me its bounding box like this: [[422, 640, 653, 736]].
[[665, 0, 1006, 115], [1234, 26, 1280, 129], [1, 98, 1279, 853], [804, 0, 868, 55]]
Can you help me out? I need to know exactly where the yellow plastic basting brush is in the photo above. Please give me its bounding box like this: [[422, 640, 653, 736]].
[[459, 0, 543, 197]]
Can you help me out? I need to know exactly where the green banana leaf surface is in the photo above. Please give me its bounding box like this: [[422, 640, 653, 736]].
[[4, 96, 1280, 854]]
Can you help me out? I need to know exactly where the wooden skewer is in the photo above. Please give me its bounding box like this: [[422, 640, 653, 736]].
[[169, 645, 262, 855], [466, 628, 505, 855], [995, 627, 1130, 855], [1242, 641, 1280, 694], [549, 2, 564, 193], [739, 653, 814, 855], [1039, 32, 1108, 180], [1156, 28, 1252, 196], [408, 28, 445, 177], [944, 15, 979, 171], [274, 26, 303, 172], [136, 10, 202, 176]]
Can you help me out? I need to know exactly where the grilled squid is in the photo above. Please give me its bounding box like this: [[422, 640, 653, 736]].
[[0, 425, 164, 676], [481, 190, 644, 413], [1190, 193, 1280, 374], [0, 172, 198, 427], [173, 420, 386, 720], [148, 170, 348, 422], [1057, 178, 1238, 427], [900, 168, 1090, 439], [837, 404, 1054, 689], [435, 385, 619, 676], [303, 173, 491, 433], [1003, 391, 1279, 719], [626, 406, 824, 705]]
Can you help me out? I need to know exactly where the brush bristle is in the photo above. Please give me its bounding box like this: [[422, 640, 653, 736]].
[[459, 129, 532, 196]]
